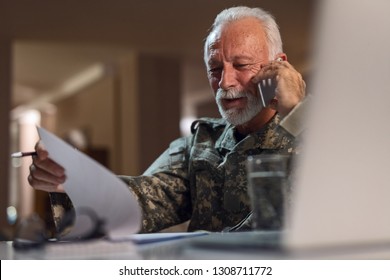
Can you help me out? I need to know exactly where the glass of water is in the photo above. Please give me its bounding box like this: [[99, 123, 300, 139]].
[[247, 154, 290, 231]]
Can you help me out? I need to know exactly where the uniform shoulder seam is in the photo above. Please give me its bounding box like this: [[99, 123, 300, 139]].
[[191, 117, 226, 134]]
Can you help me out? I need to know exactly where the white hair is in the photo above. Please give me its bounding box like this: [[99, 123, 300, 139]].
[[204, 6, 283, 63]]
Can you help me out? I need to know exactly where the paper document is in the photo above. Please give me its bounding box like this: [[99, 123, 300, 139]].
[[121, 232, 209, 244], [38, 127, 142, 240]]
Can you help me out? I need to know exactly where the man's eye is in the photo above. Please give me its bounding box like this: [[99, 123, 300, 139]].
[[209, 67, 222, 73], [234, 64, 249, 69]]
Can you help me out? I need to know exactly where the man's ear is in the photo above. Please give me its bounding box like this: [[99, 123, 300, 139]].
[[275, 53, 287, 61]]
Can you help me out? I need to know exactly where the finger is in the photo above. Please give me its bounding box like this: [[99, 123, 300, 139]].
[[34, 141, 49, 160], [32, 156, 65, 177], [252, 60, 288, 83], [276, 69, 306, 99], [28, 173, 65, 193], [29, 163, 66, 185], [33, 140, 66, 177], [262, 60, 291, 76]]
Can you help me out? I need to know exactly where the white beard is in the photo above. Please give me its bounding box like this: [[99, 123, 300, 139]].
[[216, 88, 262, 126]]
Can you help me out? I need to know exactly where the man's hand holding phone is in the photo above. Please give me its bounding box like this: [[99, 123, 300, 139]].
[[252, 57, 306, 117]]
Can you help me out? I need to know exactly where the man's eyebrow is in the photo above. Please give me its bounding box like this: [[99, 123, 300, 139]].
[[231, 55, 261, 63], [207, 55, 262, 66]]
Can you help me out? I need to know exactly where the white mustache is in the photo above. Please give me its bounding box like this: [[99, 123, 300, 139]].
[[216, 88, 248, 100]]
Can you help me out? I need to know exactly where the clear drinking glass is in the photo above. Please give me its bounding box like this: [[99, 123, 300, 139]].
[[247, 154, 289, 230]]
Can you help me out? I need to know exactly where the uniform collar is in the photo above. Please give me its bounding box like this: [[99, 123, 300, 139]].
[[216, 115, 288, 152]]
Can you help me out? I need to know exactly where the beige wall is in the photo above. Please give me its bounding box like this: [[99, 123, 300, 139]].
[[138, 54, 181, 172], [55, 76, 117, 170], [52, 53, 182, 174]]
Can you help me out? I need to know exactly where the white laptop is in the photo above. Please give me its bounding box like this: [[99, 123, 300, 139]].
[[285, 0, 390, 250]]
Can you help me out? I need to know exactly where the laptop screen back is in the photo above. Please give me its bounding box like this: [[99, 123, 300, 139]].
[[285, 0, 390, 249]]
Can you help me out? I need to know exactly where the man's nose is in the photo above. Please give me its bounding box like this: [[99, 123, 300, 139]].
[[218, 66, 237, 90]]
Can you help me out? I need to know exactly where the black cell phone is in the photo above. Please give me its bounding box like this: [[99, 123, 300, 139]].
[[257, 78, 277, 108], [257, 58, 282, 108]]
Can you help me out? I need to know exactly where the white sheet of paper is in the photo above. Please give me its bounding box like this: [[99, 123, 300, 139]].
[[118, 232, 209, 244], [37, 127, 142, 240]]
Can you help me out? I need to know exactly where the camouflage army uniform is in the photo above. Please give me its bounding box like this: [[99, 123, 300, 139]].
[[50, 98, 309, 235], [124, 114, 298, 233]]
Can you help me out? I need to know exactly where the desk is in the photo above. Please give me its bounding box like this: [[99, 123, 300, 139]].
[[2, 232, 390, 260], [0, 235, 267, 260]]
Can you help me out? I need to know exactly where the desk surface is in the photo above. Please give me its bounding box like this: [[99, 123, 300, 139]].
[[2, 232, 390, 260]]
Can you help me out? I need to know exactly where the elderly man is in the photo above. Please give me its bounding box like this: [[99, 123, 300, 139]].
[[29, 6, 307, 234]]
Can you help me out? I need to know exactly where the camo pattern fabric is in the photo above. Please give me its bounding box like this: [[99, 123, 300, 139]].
[[49, 192, 75, 237], [121, 114, 298, 233]]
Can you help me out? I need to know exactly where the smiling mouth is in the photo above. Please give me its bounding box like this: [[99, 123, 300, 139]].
[[223, 97, 247, 109]]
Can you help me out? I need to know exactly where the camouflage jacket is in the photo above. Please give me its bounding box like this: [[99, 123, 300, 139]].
[[50, 98, 309, 235], [120, 114, 299, 233]]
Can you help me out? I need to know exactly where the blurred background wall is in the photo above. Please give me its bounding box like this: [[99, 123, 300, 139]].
[[0, 0, 316, 238]]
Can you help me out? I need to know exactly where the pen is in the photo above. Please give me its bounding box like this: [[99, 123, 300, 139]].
[[11, 151, 38, 158]]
